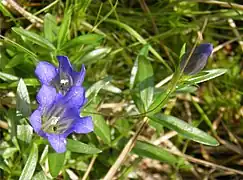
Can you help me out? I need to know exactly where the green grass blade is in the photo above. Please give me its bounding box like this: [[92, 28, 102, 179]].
[[57, 9, 72, 49], [105, 19, 172, 72]]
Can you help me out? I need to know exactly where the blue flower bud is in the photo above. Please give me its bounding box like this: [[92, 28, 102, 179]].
[[180, 43, 213, 75]]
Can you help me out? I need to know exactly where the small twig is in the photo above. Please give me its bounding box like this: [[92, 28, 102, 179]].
[[169, 149, 243, 176], [4, 0, 43, 26], [33, 0, 59, 16], [227, 18, 243, 52], [190, 0, 243, 11], [82, 155, 97, 180], [103, 117, 149, 180], [213, 36, 243, 53]]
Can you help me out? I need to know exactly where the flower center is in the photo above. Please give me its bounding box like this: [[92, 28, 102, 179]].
[[51, 72, 73, 95], [41, 104, 73, 134]]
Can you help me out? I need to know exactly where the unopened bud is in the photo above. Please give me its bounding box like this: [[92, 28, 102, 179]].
[[180, 43, 213, 75]]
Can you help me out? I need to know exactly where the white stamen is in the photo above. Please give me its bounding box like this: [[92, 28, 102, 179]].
[[60, 79, 69, 85]]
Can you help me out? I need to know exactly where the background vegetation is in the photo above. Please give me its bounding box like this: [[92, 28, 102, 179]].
[[0, 0, 242, 179]]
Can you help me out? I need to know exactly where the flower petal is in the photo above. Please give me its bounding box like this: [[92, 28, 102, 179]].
[[35, 61, 57, 85], [63, 86, 86, 108], [57, 56, 73, 75], [72, 64, 86, 86], [47, 134, 67, 153], [29, 109, 47, 138], [37, 85, 57, 108], [73, 116, 93, 134]]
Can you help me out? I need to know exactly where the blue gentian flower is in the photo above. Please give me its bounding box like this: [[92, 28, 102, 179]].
[[180, 43, 213, 75], [35, 56, 85, 95], [30, 56, 93, 153]]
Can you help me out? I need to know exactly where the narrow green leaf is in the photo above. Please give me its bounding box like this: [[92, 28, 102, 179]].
[[17, 125, 33, 143], [0, 2, 16, 23], [179, 43, 187, 59], [48, 150, 65, 178], [61, 34, 103, 50], [19, 143, 38, 180], [133, 141, 178, 165], [66, 139, 101, 154], [79, 47, 111, 64], [83, 99, 111, 145], [3, 147, 18, 159], [57, 9, 72, 48], [136, 45, 154, 111], [1, 36, 37, 59], [102, 83, 122, 94], [86, 76, 112, 98], [149, 114, 219, 146], [0, 71, 19, 81], [0, 157, 10, 173], [12, 27, 56, 50], [93, 114, 111, 144], [115, 119, 130, 136], [130, 58, 138, 89], [132, 93, 145, 113], [16, 78, 31, 117], [5, 53, 25, 68], [44, 13, 57, 43], [105, 19, 172, 72], [182, 69, 227, 85]]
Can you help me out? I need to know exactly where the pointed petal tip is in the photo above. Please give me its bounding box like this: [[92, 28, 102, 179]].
[[48, 134, 67, 153], [198, 43, 213, 55], [73, 116, 94, 134]]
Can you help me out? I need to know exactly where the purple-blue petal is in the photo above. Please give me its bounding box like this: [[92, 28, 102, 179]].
[[63, 86, 86, 108], [47, 134, 67, 153], [180, 43, 213, 75], [73, 116, 93, 134], [37, 85, 57, 108], [35, 61, 57, 85], [72, 64, 86, 86], [29, 109, 47, 138], [196, 43, 213, 56], [57, 56, 73, 75]]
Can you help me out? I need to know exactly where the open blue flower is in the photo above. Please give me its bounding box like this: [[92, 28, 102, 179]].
[[30, 85, 93, 153], [180, 43, 213, 75], [35, 56, 85, 94]]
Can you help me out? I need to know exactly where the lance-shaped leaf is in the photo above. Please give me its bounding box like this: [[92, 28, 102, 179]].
[[132, 140, 181, 166], [48, 150, 65, 178], [16, 78, 31, 117], [61, 34, 104, 50], [136, 45, 154, 111], [66, 139, 101, 154], [12, 27, 55, 51], [19, 143, 38, 180], [149, 114, 219, 146]]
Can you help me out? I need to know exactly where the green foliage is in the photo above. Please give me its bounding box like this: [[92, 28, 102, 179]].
[[1, 0, 242, 179]]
